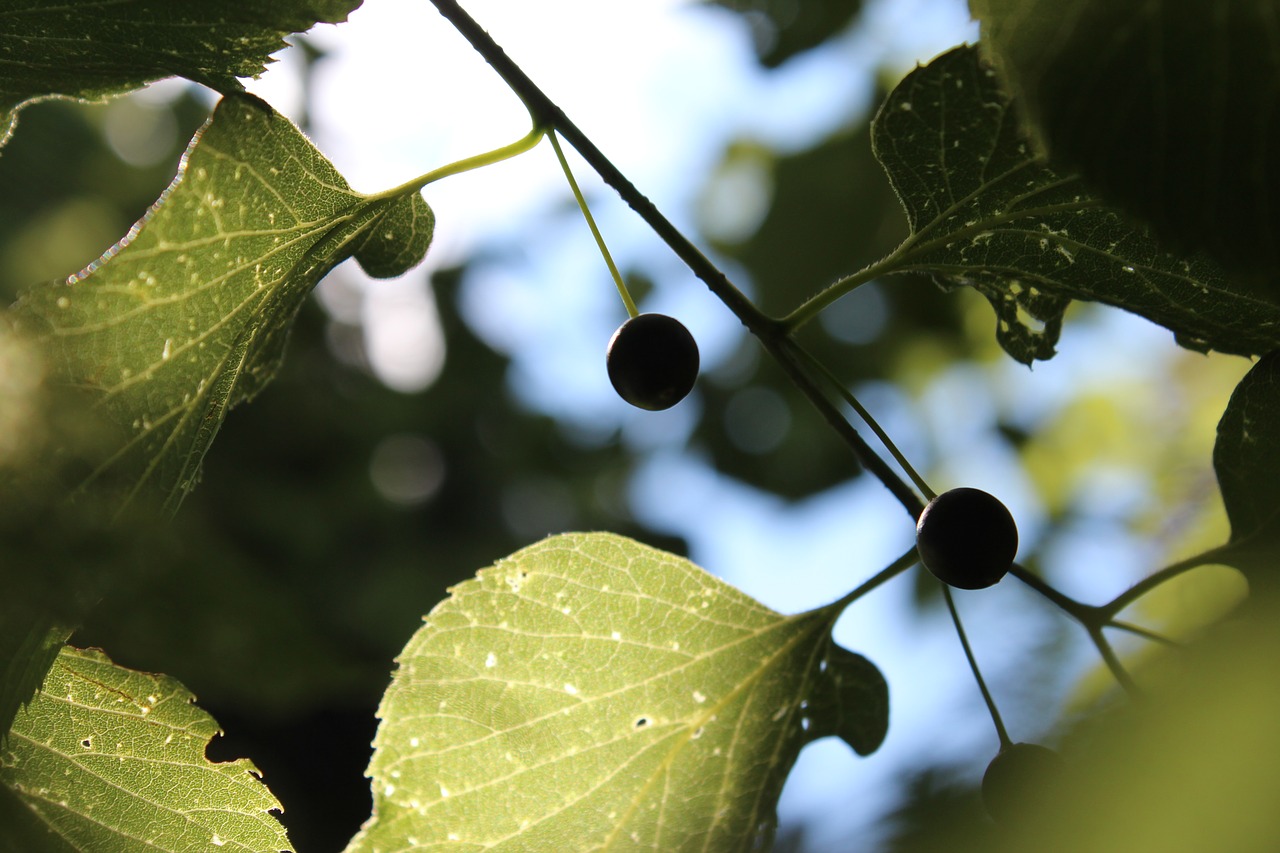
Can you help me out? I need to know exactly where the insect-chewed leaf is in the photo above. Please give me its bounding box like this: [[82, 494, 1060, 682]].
[[873, 45, 1280, 365], [0, 0, 361, 148], [347, 532, 887, 853], [0, 646, 291, 852], [1214, 351, 1280, 581], [10, 93, 433, 514]]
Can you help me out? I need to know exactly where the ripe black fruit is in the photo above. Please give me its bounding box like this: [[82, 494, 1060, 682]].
[[981, 742, 1064, 824], [606, 313, 699, 411], [915, 487, 1018, 589]]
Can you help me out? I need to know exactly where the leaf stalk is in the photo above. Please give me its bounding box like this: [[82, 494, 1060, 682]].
[[548, 131, 636, 318], [374, 122, 547, 201]]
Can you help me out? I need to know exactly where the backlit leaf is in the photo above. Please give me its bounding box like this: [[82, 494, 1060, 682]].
[[347, 532, 887, 852], [11, 93, 433, 514], [0, 0, 361, 148], [0, 646, 290, 852], [872, 45, 1280, 364]]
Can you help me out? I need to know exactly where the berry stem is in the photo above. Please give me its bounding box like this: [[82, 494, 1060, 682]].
[[793, 343, 935, 501], [549, 131, 637, 318], [942, 583, 1011, 749], [772, 338, 927, 516], [425, 0, 760, 322]]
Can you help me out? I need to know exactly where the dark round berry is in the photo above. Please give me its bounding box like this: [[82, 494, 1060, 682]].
[[981, 742, 1064, 824], [915, 487, 1018, 589], [606, 313, 699, 411]]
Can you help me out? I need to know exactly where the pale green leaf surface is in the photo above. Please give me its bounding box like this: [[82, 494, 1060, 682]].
[[347, 532, 887, 853], [11, 92, 433, 513], [0, 0, 361, 148], [873, 45, 1280, 364], [0, 646, 290, 853]]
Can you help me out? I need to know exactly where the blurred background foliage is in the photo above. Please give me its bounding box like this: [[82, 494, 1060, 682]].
[[0, 1, 1264, 850]]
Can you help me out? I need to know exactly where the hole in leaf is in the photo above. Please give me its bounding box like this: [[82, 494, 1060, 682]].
[[1015, 303, 1047, 335]]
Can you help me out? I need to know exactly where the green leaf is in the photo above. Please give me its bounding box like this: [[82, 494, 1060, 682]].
[[971, 0, 1280, 282], [0, 621, 70, 745], [872, 44, 1280, 364], [11, 93, 434, 514], [0, 0, 361, 148], [347, 532, 887, 852], [0, 645, 291, 853], [1213, 351, 1280, 579], [803, 645, 887, 756]]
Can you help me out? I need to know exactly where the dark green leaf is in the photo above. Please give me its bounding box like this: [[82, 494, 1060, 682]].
[[348, 533, 887, 852], [1214, 351, 1280, 568], [805, 645, 888, 756], [11, 93, 433, 514], [0, 0, 361, 148], [971, 0, 1280, 282], [0, 646, 291, 852], [873, 45, 1280, 364]]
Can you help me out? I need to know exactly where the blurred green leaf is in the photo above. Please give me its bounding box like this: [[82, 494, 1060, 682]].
[[0, 0, 361, 148], [873, 45, 1280, 364], [986, 609, 1280, 853], [10, 93, 433, 515], [348, 532, 886, 852], [971, 0, 1280, 282], [0, 646, 290, 852], [710, 0, 862, 67]]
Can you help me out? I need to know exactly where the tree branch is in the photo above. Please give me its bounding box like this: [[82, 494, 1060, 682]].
[[426, 0, 926, 519]]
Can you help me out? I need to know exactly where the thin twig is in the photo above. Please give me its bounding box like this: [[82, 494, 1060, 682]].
[[1107, 620, 1181, 648], [1088, 627, 1142, 698], [1102, 544, 1232, 617], [425, 0, 927, 519], [943, 584, 1011, 748]]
